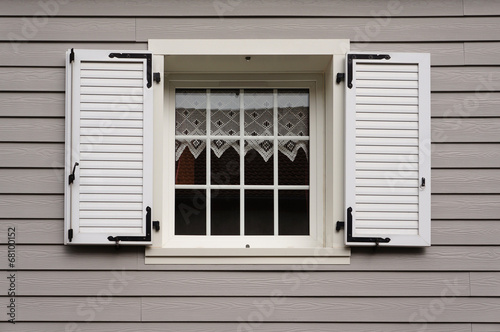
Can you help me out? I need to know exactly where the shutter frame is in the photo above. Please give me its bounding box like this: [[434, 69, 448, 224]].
[[64, 49, 154, 245], [344, 52, 431, 247]]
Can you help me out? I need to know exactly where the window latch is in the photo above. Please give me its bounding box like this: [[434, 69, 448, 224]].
[[68, 162, 79, 185], [336, 73, 345, 84]]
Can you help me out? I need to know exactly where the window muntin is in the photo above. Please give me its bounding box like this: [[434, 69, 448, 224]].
[[170, 87, 319, 248]]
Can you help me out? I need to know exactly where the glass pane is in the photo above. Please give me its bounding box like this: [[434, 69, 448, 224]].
[[245, 190, 274, 235], [175, 139, 206, 185], [245, 140, 273, 185], [278, 140, 309, 185], [278, 89, 309, 137], [244, 89, 273, 136], [175, 89, 206, 136], [175, 189, 206, 235], [211, 189, 240, 235], [211, 139, 240, 185], [210, 89, 240, 136], [279, 190, 309, 235]]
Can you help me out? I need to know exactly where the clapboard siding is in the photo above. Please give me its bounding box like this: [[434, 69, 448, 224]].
[[465, 42, 500, 65], [432, 67, 500, 92], [0, 323, 474, 332], [0, 195, 62, 218], [432, 144, 500, 168], [0, 143, 63, 167], [432, 195, 500, 219], [464, 0, 500, 15], [471, 273, 500, 296], [2, 245, 499, 271], [2, 296, 499, 322], [0, 92, 64, 117], [0, 219, 62, 244], [0, 245, 138, 270], [14, 271, 470, 296], [433, 220, 500, 245], [0, 0, 464, 17], [0, 67, 64, 91], [432, 169, 500, 194], [135, 17, 500, 42], [432, 118, 500, 143], [0, 118, 63, 142], [0, 169, 63, 194], [473, 325, 500, 332], [0, 42, 147, 67], [140, 297, 500, 322], [0, 18, 135, 41], [432, 92, 500, 117]]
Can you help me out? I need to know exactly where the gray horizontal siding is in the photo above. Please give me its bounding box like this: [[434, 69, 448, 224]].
[[135, 17, 500, 42], [1, 1, 500, 330], [0, 323, 473, 332], [0, 0, 465, 17], [7, 271, 471, 296], [0, 42, 147, 67]]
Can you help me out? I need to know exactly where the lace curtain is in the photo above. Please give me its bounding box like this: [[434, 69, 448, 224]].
[[175, 89, 309, 162]]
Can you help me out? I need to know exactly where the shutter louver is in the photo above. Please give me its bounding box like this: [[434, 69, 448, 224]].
[[345, 52, 431, 246], [65, 49, 153, 245]]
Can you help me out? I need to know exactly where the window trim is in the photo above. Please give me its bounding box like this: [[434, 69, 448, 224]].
[[146, 39, 350, 264]]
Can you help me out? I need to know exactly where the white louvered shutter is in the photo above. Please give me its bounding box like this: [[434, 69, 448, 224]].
[[64, 49, 153, 245], [345, 52, 431, 246]]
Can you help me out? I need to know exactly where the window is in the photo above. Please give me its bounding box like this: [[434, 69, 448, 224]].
[[64, 40, 431, 264], [167, 83, 321, 249]]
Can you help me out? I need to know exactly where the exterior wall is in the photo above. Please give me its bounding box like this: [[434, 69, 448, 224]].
[[1, 0, 500, 330]]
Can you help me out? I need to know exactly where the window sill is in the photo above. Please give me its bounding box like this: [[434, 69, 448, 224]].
[[145, 247, 350, 265]]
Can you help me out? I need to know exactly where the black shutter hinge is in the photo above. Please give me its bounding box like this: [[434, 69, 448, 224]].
[[68, 229, 73, 242], [107, 206, 152, 246], [153, 72, 161, 84], [68, 162, 79, 185], [347, 53, 391, 89], [109, 52, 152, 88], [343, 207, 391, 245], [336, 73, 345, 84], [69, 48, 75, 63]]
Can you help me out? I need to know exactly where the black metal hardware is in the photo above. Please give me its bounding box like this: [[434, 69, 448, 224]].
[[346, 207, 391, 245], [336, 221, 345, 231], [68, 162, 79, 185], [109, 52, 152, 88], [153, 221, 160, 231], [107, 207, 152, 244], [69, 48, 75, 63], [336, 73, 345, 84], [68, 229, 73, 242], [421, 177, 426, 188], [153, 72, 161, 84], [347, 53, 391, 89]]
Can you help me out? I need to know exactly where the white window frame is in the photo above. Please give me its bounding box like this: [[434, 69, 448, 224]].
[[146, 39, 350, 264]]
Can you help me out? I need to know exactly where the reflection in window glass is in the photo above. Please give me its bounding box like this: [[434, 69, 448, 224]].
[[279, 190, 309, 235], [245, 190, 274, 235], [175, 189, 206, 235], [211, 190, 240, 235]]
